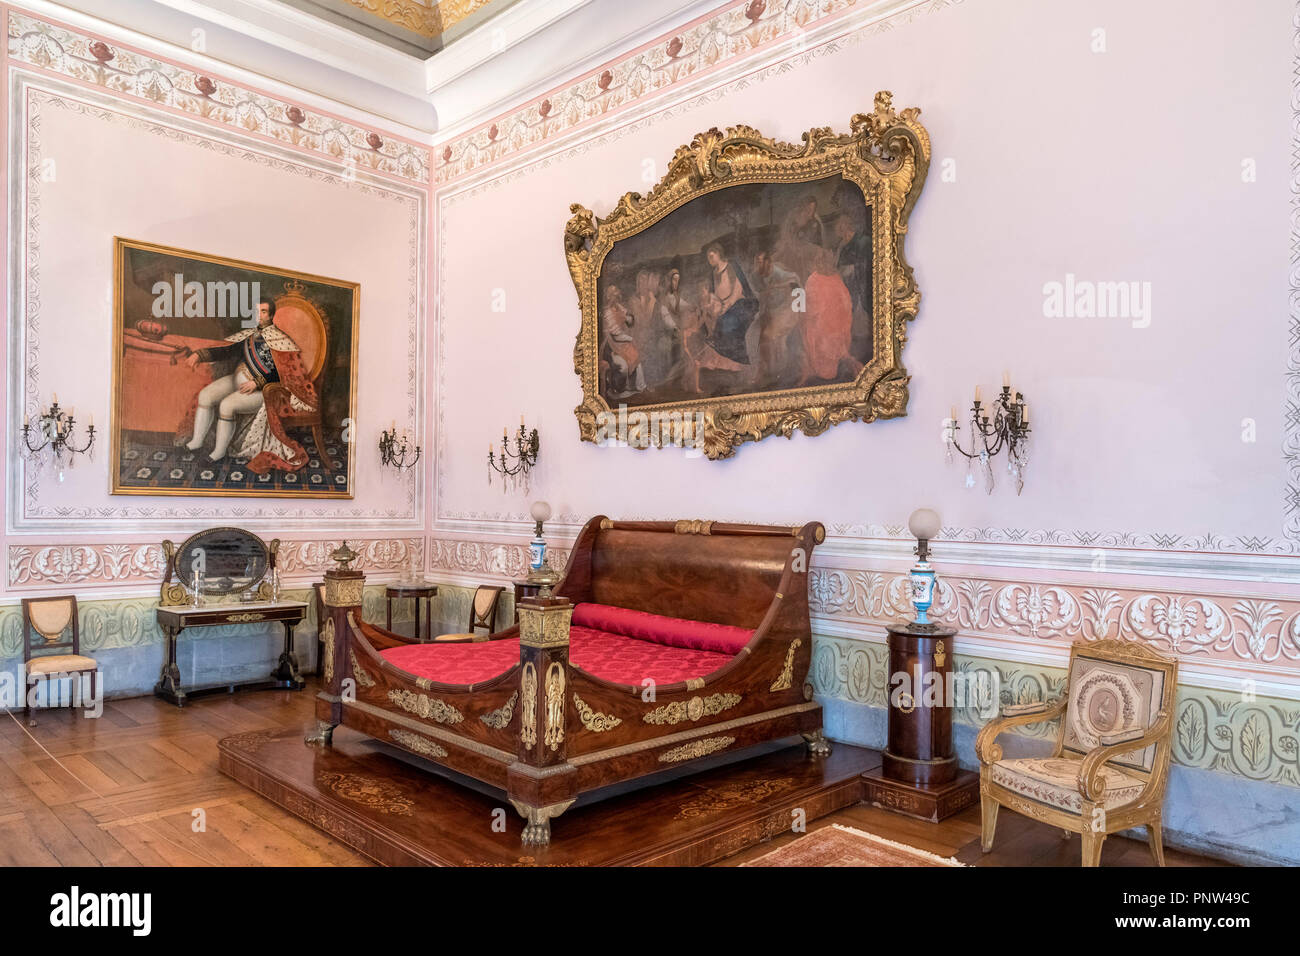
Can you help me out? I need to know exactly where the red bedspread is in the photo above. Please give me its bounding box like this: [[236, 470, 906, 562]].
[[379, 603, 748, 686]]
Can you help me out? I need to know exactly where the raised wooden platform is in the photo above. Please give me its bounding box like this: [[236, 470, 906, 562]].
[[218, 726, 879, 865]]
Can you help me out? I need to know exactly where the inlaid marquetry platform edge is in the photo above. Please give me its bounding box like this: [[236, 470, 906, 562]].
[[218, 728, 880, 866], [218, 744, 438, 866]]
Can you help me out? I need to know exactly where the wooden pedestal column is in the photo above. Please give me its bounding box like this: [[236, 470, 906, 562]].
[[861, 621, 979, 822]]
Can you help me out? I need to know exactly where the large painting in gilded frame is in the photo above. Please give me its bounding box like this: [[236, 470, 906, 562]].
[[565, 92, 930, 460], [111, 238, 359, 498]]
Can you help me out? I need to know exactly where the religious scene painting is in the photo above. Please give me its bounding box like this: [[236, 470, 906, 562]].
[[112, 238, 359, 498], [596, 174, 874, 407]]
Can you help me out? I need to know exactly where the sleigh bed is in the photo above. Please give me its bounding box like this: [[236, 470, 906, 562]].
[[309, 516, 828, 845]]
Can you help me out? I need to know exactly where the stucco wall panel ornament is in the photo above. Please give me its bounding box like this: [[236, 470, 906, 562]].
[[8, 538, 423, 588], [427, 538, 571, 580], [808, 569, 1300, 673], [7, 12, 430, 185], [812, 635, 1300, 787]]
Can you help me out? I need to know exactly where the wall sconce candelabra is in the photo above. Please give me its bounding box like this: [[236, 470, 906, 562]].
[[379, 422, 421, 472], [487, 416, 539, 493], [945, 373, 1031, 495], [22, 394, 96, 481]]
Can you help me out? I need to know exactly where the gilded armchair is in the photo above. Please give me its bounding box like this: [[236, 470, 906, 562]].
[[975, 639, 1178, 866]]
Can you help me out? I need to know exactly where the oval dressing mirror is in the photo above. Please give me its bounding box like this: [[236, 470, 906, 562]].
[[175, 528, 269, 597]]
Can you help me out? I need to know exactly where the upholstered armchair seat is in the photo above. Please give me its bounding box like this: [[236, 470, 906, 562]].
[[26, 654, 98, 675], [989, 756, 1145, 814], [976, 639, 1178, 866]]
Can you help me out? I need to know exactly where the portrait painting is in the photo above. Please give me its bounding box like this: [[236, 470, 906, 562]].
[[566, 93, 931, 460], [111, 238, 359, 498]]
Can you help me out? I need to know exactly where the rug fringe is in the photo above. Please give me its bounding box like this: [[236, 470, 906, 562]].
[[829, 824, 967, 867]]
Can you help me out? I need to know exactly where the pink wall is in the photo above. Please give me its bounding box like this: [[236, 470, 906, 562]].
[[2, 6, 432, 594], [435, 0, 1290, 546], [430, 0, 1300, 692]]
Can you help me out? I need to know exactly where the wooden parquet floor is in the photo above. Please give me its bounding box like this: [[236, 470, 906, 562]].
[[0, 684, 1225, 867]]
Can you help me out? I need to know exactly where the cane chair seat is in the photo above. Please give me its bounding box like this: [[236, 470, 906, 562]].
[[989, 756, 1145, 814], [27, 654, 98, 675]]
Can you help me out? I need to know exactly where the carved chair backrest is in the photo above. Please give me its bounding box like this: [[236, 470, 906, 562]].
[[1057, 640, 1178, 782], [22, 596, 80, 662], [468, 586, 502, 635]]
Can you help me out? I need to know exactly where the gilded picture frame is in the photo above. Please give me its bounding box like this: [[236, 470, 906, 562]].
[[564, 91, 930, 460], [111, 238, 360, 498]]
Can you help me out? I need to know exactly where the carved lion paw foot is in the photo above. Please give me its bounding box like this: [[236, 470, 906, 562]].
[[521, 822, 551, 846], [802, 730, 832, 757]]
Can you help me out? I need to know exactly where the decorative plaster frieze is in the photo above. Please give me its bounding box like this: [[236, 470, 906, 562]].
[[7, 538, 424, 589], [11, 80, 424, 530], [427, 537, 571, 581], [6, 10, 430, 185], [812, 635, 1300, 787], [434, 0, 960, 183], [808, 568, 1300, 673]]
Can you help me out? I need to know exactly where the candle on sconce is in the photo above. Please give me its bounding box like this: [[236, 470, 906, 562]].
[[52, 393, 58, 404], [1002, 370, 1010, 389], [24, 412, 29, 427], [950, 406, 957, 423], [1021, 403, 1030, 424], [974, 385, 982, 403]]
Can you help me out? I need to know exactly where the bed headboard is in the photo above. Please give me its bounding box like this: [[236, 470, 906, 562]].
[[555, 517, 825, 631]]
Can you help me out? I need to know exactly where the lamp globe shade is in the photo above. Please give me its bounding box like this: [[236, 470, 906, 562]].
[[530, 500, 553, 524], [908, 508, 942, 542]]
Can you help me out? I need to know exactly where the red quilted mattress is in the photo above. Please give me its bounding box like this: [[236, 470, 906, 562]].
[[379, 602, 753, 686]]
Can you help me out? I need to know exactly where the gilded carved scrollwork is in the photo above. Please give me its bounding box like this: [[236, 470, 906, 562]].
[[643, 693, 741, 725], [386, 688, 464, 725], [770, 638, 802, 692], [349, 649, 374, 688], [480, 691, 519, 730], [573, 693, 622, 732], [565, 91, 930, 460], [658, 736, 736, 763], [389, 728, 448, 759]]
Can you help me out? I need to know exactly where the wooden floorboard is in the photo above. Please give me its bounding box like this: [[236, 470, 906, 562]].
[[0, 685, 1226, 867]]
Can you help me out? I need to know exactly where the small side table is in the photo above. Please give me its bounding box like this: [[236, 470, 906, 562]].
[[861, 621, 979, 822], [385, 583, 438, 642], [512, 579, 544, 623]]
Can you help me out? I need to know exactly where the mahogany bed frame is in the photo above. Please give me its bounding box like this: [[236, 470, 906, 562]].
[[308, 516, 828, 845]]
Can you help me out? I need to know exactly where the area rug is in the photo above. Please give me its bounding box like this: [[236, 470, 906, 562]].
[[741, 824, 966, 867]]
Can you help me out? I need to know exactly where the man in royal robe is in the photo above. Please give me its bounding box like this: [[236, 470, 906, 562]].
[[177, 297, 318, 472]]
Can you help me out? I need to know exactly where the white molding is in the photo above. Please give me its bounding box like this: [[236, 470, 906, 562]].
[[427, 0, 728, 137], [812, 620, 1300, 700], [423, 0, 596, 93], [429, 0, 931, 145], [9, 0, 436, 138]]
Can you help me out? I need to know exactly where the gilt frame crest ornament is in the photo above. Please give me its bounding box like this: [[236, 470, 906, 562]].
[[564, 92, 930, 460]]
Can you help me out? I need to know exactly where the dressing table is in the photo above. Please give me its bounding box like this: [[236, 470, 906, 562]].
[[154, 528, 307, 707]]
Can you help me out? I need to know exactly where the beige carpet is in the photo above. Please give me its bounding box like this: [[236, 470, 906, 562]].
[[742, 824, 966, 867]]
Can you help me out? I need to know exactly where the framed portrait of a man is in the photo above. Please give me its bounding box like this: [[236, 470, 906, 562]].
[[111, 238, 359, 498], [565, 92, 930, 460]]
